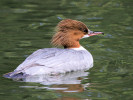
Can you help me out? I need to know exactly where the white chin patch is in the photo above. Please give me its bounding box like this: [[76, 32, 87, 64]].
[[81, 35, 90, 39]]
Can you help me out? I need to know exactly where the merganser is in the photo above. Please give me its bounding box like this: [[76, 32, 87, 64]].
[[3, 19, 103, 79]]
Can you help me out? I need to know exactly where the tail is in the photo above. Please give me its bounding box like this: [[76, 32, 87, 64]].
[[3, 71, 28, 79]]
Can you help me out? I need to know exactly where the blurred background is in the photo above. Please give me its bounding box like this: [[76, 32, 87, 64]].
[[0, 0, 133, 100]]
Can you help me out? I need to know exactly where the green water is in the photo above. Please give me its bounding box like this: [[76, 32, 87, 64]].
[[0, 0, 133, 100]]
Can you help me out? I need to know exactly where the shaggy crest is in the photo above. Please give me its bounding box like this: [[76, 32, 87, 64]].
[[51, 19, 88, 48]]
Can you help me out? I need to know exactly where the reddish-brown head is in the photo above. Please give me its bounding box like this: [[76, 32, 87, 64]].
[[51, 19, 103, 48]]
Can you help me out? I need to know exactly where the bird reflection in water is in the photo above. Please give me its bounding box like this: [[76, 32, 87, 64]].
[[18, 70, 90, 93]]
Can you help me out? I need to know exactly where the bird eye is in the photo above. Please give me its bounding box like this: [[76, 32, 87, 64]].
[[83, 29, 88, 33]]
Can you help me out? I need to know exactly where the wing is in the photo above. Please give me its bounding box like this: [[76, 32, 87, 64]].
[[15, 48, 93, 75], [35, 49, 86, 71], [15, 48, 58, 71]]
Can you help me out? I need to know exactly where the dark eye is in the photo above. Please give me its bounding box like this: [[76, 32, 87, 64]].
[[83, 29, 88, 33]]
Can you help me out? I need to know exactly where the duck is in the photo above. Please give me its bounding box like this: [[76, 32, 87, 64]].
[[3, 19, 103, 79]]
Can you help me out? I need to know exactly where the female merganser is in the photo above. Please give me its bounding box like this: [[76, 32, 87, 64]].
[[4, 19, 103, 79]]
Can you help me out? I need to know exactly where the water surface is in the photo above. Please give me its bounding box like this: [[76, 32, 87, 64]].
[[0, 0, 133, 100]]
